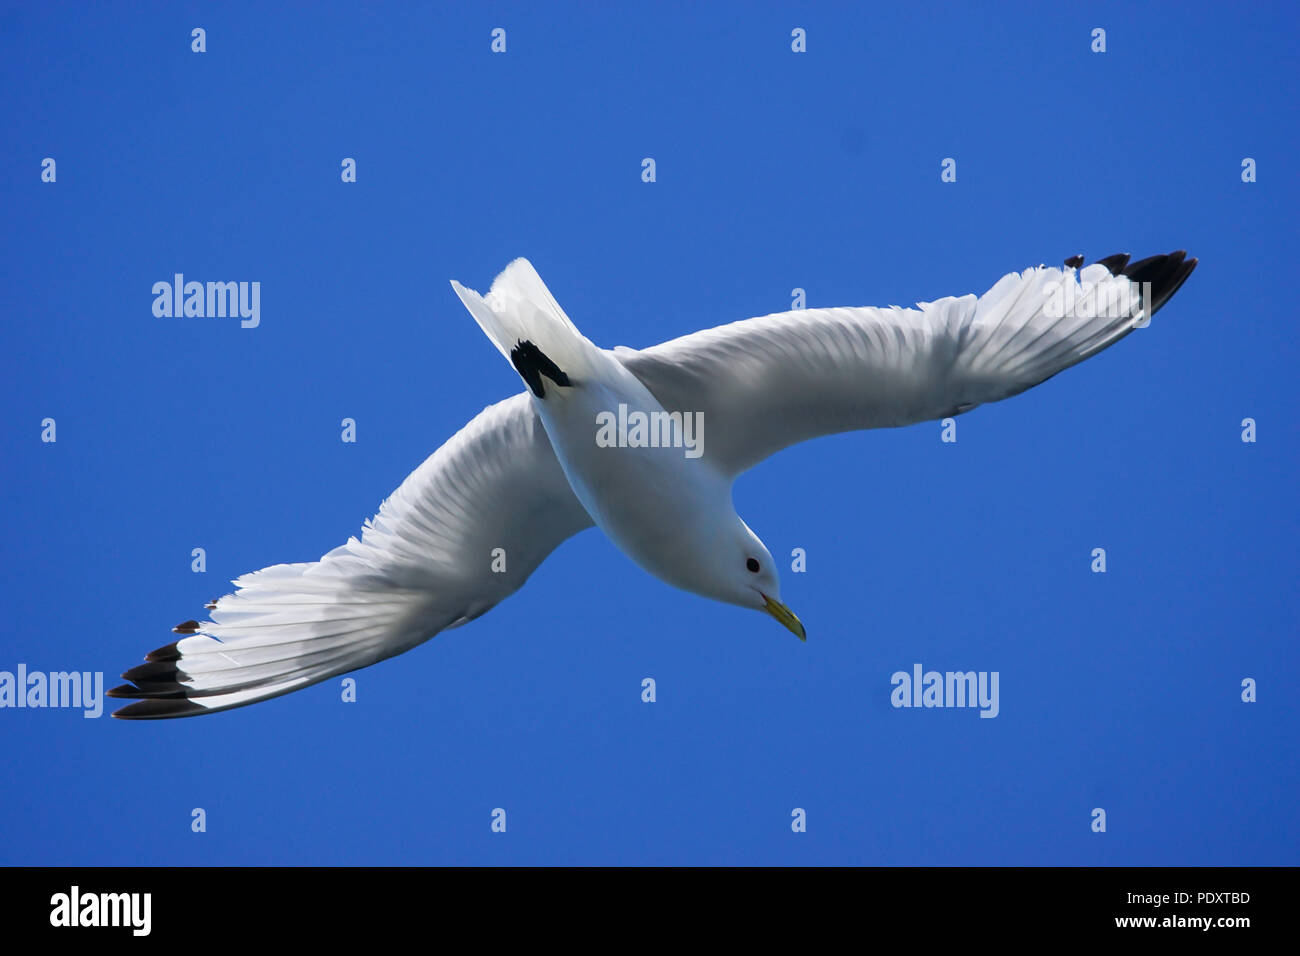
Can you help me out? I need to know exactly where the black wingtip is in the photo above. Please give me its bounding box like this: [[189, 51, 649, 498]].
[[1064, 254, 1085, 269], [112, 698, 210, 720], [145, 642, 182, 663], [1081, 249, 1195, 316], [1097, 253, 1131, 275], [1122, 249, 1196, 316], [122, 660, 187, 685], [108, 682, 188, 700], [172, 620, 201, 635]]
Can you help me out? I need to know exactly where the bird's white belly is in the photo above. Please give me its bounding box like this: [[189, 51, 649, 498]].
[[534, 371, 727, 586]]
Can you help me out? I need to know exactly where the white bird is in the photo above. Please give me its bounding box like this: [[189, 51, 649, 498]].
[[111, 251, 1196, 718]]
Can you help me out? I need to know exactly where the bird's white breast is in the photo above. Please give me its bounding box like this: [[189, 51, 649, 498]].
[[531, 351, 729, 586]]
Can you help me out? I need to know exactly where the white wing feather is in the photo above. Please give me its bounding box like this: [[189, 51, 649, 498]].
[[619, 258, 1192, 476], [112, 394, 593, 718]]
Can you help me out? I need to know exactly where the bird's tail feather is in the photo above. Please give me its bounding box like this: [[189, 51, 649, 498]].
[[451, 258, 601, 392]]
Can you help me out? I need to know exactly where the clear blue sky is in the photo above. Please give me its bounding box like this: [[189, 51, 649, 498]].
[[2, 1, 1296, 865]]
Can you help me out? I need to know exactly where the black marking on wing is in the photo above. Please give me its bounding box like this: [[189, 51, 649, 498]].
[[510, 339, 571, 398], [109, 636, 206, 717], [1116, 250, 1198, 315], [109, 657, 193, 706], [145, 641, 181, 663], [111, 698, 209, 719], [1062, 251, 1197, 318], [1020, 249, 1197, 399]]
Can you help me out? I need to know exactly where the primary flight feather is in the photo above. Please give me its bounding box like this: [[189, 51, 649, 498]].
[[111, 250, 1196, 718]]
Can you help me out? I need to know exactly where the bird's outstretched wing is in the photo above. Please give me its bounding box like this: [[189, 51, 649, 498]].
[[110, 394, 593, 718], [618, 252, 1196, 477]]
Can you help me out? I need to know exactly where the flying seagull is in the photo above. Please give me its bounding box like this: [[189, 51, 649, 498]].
[[111, 251, 1196, 718]]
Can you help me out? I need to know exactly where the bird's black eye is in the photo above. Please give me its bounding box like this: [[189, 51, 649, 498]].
[[746, 558, 761, 573]]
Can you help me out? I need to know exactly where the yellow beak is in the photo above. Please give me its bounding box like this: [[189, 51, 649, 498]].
[[763, 594, 806, 641]]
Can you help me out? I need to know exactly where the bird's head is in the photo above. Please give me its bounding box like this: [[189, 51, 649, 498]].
[[716, 516, 806, 641]]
